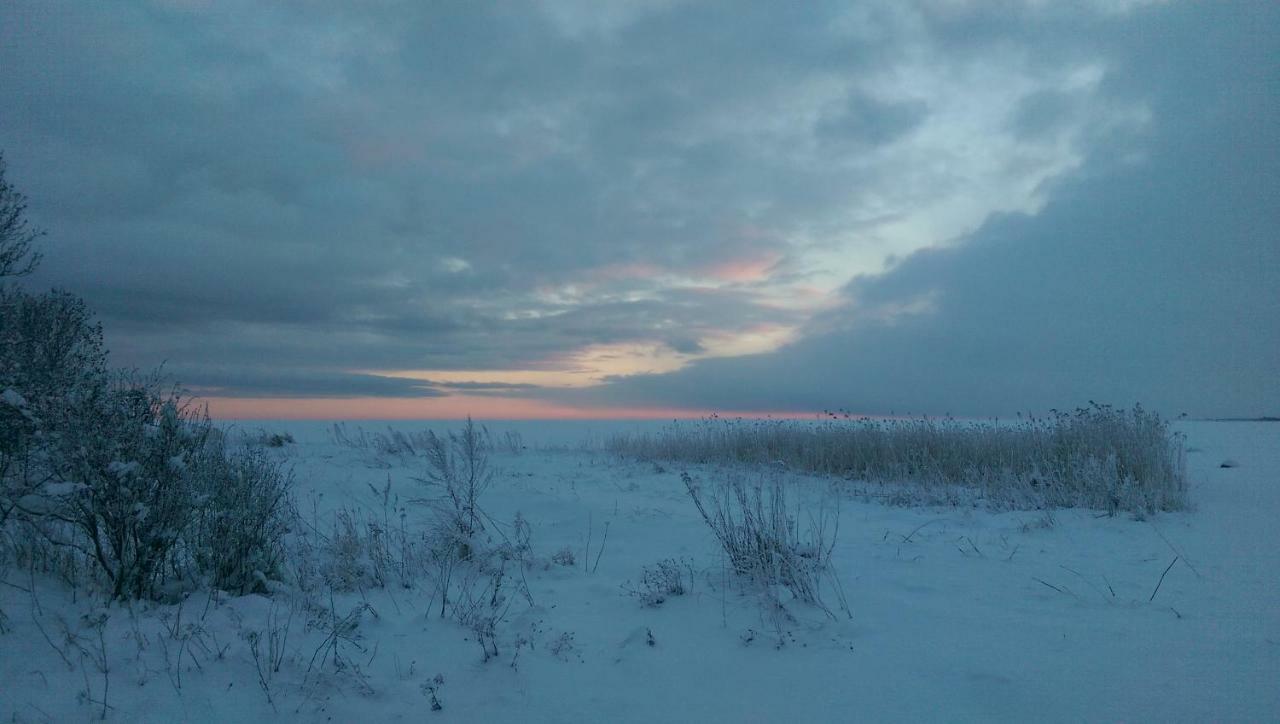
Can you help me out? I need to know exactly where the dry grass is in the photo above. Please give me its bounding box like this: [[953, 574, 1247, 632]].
[[682, 471, 848, 619], [608, 404, 1187, 515]]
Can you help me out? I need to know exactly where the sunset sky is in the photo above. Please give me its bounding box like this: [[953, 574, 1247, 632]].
[[1, 1, 1275, 419]]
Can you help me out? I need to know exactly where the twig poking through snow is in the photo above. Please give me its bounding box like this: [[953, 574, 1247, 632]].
[[1059, 565, 1113, 603], [1149, 523, 1201, 579], [591, 521, 610, 575], [1032, 577, 1075, 598], [963, 536, 984, 558], [902, 519, 940, 544], [1149, 556, 1179, 602]]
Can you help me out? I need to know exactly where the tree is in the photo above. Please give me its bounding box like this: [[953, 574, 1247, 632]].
[[0, 151, 43, 278]]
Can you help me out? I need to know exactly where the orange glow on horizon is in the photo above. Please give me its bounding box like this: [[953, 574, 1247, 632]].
[[198, 394, 819, 421]]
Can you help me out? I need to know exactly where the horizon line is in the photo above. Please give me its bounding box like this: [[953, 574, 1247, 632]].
[[197, 394, 829, 422]]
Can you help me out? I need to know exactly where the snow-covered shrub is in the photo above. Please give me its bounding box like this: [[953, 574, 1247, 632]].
[[427, 518, 465, 617], [0, 287, 107, 528], [426, 517, 527, 625], [243, 597, 294, 710], [624, 558, 690, 607], [0, 288, 106, 406], [413, 422, 541, 654], [303, 599, 375, 696], [682, 471, 847, 618], [447, 558, 520, 662], [45, 378, 211, 599], [317, 508, 390, 592], [251, 430, 294, 448], [610, 404, 1188, 514], [1, 159, 291, 601], [0, 387, 40, 530], [0, 297, 296, 599], [417, 417, 494, 547], [304, 486, 423, 593], [190, 443, 295, 595]]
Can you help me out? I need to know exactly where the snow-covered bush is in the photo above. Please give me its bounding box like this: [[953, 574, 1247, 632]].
[[417, 417, 494, 548], [0, 251, 294, 600], [0, 288, 106, 407], [0, 288, 108, 528], [30, 378, 294, 599], [624, 558, 691, 607], [47, 380, 212, 599], [315, 507, 402, 592], [0, 160, 75, 529], [250, 430, 294, 448], [1, 351, 295, 599], [551, 546, 576, 567], [287, 482, 427, 594], [190, 442, 295, 595], [303, 599, 376, 696]]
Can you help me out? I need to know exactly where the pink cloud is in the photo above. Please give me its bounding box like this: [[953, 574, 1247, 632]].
[[700, 251, 783, 283]]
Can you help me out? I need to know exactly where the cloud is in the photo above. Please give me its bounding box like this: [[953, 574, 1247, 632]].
[[815, 94, 928, 147], [176, 366, 445, 399], [434, 381, 542, 392], [563, 2, 1280, 417], [0, 1, 1272, 412]]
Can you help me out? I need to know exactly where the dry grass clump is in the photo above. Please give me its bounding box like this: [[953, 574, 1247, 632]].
[[609, 404, 1187, 515], [683, 471, 848, 619]]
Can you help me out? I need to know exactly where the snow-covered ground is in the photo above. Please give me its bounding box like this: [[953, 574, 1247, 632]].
[[2, 421, 1276, 722]]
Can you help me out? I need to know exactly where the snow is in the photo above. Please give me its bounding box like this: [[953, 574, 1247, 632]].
[[42, 482, 86, 497], [1, 388, 28, 408], [2, 420, 1277, 722], [106, 460, 140, 477]]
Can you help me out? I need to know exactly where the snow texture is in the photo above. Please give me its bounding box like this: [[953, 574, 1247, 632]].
[[1, 420, 1276, 722]]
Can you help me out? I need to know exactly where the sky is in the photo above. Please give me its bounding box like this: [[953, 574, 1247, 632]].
[[0, 0, 1275, 420]]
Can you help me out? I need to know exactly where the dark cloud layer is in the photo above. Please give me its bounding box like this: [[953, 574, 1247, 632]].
[[0, 1, 1275, 416], [177, 366, 445, 399], [573, 2, 1280, 417]]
